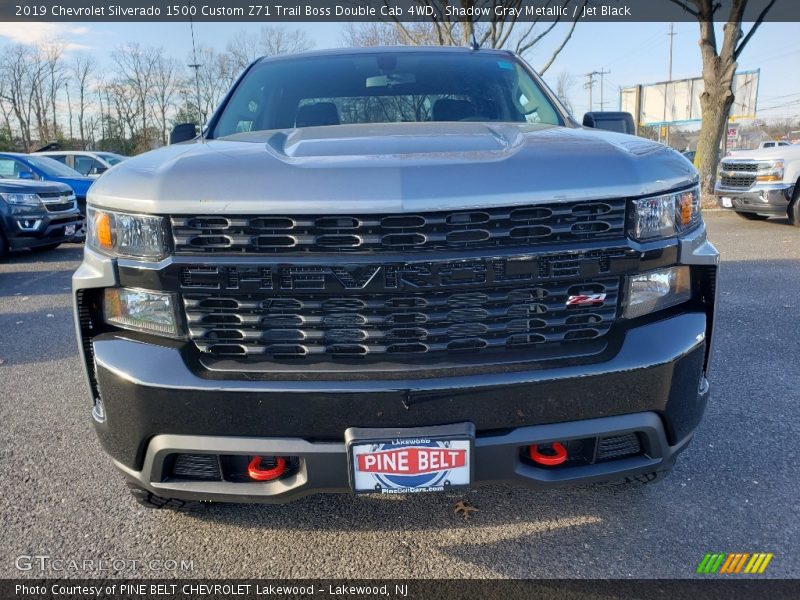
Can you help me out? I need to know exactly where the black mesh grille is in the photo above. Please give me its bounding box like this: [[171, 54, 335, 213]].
[[44, 202, 74, 213], [184, 277, 620, 359], [170, 454, 222, 481], [721, 161, 758, 173], [720, 174, 756, 188], [596, 433, 641, 461], [171, 199, 626, 254]]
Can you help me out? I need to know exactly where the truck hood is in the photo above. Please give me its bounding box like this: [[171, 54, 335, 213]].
[[89, 122, 697, 214], [725, 144, 800, 161], [50, 176, 93, 198], [0, 178, 72, 195]]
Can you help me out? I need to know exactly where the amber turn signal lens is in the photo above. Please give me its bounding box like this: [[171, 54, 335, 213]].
[[95, 211, 113, 249], [679, 191, 693, 226]]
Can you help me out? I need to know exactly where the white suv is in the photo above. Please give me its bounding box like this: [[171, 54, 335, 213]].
[[34, 151, 127, 178]]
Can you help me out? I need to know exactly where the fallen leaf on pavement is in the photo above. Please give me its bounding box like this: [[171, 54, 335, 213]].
[[453, 500, 478, 521]]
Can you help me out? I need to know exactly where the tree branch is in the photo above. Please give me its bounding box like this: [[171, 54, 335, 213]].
[[538, 3, 584, 75], [667, 0, 700, 18], [734, 0, 777, 60]]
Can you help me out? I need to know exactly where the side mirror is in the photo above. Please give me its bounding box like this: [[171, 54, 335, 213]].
[[18, 171, 35, 180], [92, 166, 108, 175], [170, 123, 198, 145], [582, 112, 636, 135]]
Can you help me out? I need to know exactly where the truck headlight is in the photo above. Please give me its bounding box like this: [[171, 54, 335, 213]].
[[0, 192, 41, 206], [629, 186, 701, 241], [87, 206, 168, 260], [103, 288, 180, 336], [755, 160, 784, 182], [623, 267, 691, 319]]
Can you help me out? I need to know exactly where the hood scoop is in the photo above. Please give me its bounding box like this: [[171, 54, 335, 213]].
[[265, 123, 526, 163]]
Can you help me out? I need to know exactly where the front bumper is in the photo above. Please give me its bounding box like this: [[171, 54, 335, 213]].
[[92, 310, 709, 502], [74, 225, 718, 503], [714, 182, 794, 215], [2, 208, 84, 250], [116, 411, 697, 504]]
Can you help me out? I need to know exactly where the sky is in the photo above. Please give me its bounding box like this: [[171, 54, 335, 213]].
[[0, 20, 797, 123]]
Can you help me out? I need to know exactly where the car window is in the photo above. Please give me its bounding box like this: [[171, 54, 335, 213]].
[[47, 154, 68, 164], [74, 155, 103, 175], [0, 157, 35, 179], [24, 155, 83, 178], [97, 153, 125, 165], [214, 52, 563, 137]]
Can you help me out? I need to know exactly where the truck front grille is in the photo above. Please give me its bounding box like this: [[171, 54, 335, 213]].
[[171, 199, 626, 254], [720, 174, 756, 188], [719, 161, 758, 189], [184, 277, 620, 359]]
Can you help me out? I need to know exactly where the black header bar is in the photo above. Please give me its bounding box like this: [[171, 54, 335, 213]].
[[4, 0, 798, 23]]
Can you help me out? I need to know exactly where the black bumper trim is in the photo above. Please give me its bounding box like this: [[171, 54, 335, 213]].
[[115, 412, 692, 504], [91, 312, 710, 471]]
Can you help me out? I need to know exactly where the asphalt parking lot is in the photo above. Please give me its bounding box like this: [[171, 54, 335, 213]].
[[0, 210, 798, 579]]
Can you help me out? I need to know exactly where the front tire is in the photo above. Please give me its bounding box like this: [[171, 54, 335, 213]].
[[735, 211, 769, 221], [0, 231, 8, 259], [788, 187, 800, 227]]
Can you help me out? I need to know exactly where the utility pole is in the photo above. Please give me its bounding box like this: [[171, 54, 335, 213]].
[[584, 71, 598, 112], [597, 68, 611, 110], [661, 23, 677, 144], [64, 82, 73, 143]]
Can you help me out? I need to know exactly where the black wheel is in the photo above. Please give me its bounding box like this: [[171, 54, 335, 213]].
[[0, 230, 8, 259], [126, 481, 197, 510], [32, 242, 61, 252], [788, 188, 800, 227], [735, 211, 769, 221]]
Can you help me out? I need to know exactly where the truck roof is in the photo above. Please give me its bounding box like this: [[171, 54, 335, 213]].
[[256, 45, 514, 65]]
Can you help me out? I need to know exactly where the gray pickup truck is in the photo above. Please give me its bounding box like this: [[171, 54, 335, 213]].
[[73, 47, 718, 508]]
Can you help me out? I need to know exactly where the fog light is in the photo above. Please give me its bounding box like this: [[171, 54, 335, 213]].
[[623, 267, 691, 319], [103, 288, 180, 336]]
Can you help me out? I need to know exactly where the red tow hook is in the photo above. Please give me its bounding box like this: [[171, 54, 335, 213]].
[[247, 456, 287, 481], [528, 442, 568, 466]]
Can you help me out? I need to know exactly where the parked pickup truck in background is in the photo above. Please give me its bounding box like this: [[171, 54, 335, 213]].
[[715, 143, 800, 225], [73, 46, 718, 508]]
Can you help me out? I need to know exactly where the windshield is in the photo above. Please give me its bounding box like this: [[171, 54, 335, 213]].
[[213, 51, 563, 138], [25, 155, 84, 178], [97, 153, 125, 165]]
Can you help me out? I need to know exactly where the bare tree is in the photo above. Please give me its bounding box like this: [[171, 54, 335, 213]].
[[554, 71, 575, 114], [188, 46, 238, 125], [0, 45, 39, 150], [70, 53, 95, 149], [670, 0, 777, 196], [227, 26, 314, 73], [112, 43, 160, 149], [350, 1, 585, 74], [341, 22, 443, 46], [150, 55, 183, 145], [40, 42, 67, 141]]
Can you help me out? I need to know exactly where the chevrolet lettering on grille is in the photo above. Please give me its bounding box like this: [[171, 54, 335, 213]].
[[179, 250, 633, 294]]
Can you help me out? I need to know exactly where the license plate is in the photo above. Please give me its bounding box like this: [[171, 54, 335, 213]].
[[346, 423, 474, 495], [65, 224, 76, 235], [721, 196, 733, 208]]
